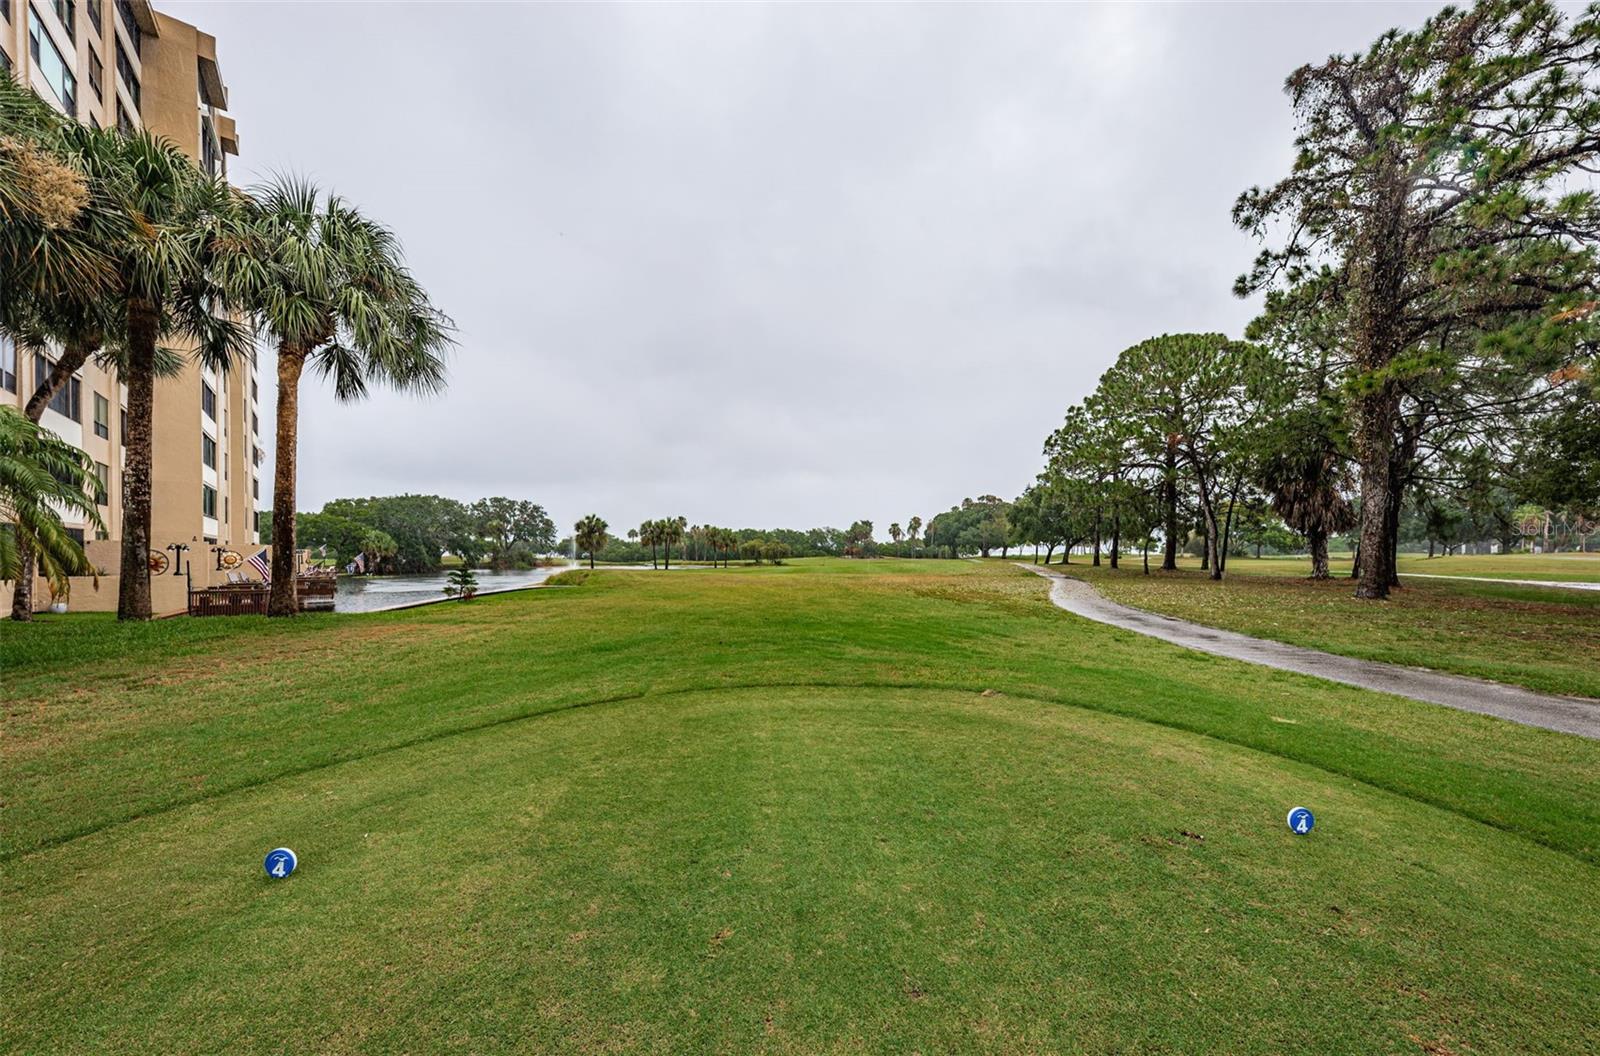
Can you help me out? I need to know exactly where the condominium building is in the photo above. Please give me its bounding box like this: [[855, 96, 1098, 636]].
[[2, 1, 261, 608]]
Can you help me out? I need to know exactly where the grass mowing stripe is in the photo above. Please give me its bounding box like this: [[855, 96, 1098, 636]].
[[5, 561, 1597, 868], [6, 686, 1596, 1055], [12, 673, 1597, 878]]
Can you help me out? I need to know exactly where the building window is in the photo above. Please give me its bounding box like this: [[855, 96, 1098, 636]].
[[114, 37, 139, 111], [251, 411, 259, 435], [224, 496, 229, 523], [114, 0, 138, 52], [53, 0, 73, 42], [251, 378, 258, 402], [1, 0, 11, 23], [0, 334, 15, 392], [89, 50, 103, 101], [201, 433, 217, 469], [66, 526, 85, 546], [116, 100, 133, 135], [200, 115, 218, 177], [28, 6, 77, 116], [93, 392, 109, 438], [94, 461, 109, 506], [201, 381, 216, 420], [201, 484, 217, 519], [86, 0, 100, 36], [33, 354, 81, 421], [253, 476, 259, 500], [119, 404, 127, 441]]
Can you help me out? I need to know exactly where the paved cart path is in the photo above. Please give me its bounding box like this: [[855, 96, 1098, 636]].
[[1022, 564, 1600, 739]]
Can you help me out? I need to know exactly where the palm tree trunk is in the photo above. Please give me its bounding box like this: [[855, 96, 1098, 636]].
[[117, 304, 159, 621], [268, 347, 306, 617], [10, 546, 36, 621], [13, 341, 98, 621], [1310, 528, 1330, 579]]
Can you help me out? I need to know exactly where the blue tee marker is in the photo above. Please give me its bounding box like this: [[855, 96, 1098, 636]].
[[264, 847, 298, 878], [1286, 807, 1315, 835]]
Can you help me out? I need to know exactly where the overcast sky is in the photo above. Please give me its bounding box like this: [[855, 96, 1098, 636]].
[[168, 1, 1429, 536]]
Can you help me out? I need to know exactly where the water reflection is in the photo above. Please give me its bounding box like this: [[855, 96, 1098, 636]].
[[334, 564, 573, 613]]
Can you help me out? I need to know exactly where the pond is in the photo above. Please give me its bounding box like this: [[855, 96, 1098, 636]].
[[333, 564, 575, 614]]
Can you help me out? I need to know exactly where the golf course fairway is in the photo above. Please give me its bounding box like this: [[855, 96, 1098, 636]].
[[3, 561, 1596, 1054]]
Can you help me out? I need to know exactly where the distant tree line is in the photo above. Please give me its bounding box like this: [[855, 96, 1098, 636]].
[[272, 494, 556, 574], [557, 522, 893, 564]]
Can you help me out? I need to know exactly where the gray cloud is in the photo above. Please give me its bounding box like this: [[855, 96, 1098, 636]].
[[167, 1, 1423, 534]]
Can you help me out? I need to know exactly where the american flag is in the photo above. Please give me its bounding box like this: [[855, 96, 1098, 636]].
[[247, 549, 271, 583]]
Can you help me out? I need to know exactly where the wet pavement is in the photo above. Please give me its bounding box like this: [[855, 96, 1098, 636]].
[[1023, 564, 1600, 739]]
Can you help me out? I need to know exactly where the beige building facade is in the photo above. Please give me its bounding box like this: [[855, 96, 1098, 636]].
[[3, 0, 263, 612]]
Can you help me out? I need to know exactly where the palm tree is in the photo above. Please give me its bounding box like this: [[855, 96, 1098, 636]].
[[359, 529, 398, 575], [638, 520, 659, 568], [1256, 399, 1355, 580], [1261, 445, 1355, 579], [229, 178, 451, 616], [0, 407, 103, 593], [1, 83, 123, 618], [575, 514, 608, 569], [907, 516, 922, 552], [889, 522, 903, 554], [71, 128, 251, 621], [660, 515, 686, 570], [0, 75, 119, 331]]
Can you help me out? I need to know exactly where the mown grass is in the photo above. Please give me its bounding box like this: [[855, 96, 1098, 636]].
[[1046, 558, 1600, 699], [3, 560, 1598, 1054]]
